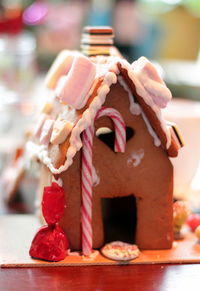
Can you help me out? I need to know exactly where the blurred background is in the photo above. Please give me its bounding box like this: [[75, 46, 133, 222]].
[[0, 0, 200, 213]]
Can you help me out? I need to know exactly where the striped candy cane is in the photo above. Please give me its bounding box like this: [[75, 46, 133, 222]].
[[81, 107, 126, 256]]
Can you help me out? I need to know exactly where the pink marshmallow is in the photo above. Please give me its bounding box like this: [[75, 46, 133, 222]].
[[56, 55, 96, 109], [44, 50, 75, 89], [132, 57, 172, 108], [40, 119, 54, 145]]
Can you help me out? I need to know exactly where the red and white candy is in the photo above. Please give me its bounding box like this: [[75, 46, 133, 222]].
[[81, 107, 126, 256], [56, 55, 96, 109]]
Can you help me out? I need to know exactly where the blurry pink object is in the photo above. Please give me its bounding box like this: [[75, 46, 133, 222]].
[[132, 57, 172, 108], [36, 2, 88, 53], [113, 1, 144, 44], [23, 0, 48, 25]]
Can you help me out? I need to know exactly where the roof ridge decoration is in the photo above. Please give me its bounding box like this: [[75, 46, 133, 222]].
[[27, 52, 179, 175]]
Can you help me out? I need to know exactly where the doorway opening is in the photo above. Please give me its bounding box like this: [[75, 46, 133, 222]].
[[101, 195, 137, 244]]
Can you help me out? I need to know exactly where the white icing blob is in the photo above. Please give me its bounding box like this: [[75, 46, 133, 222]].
[[92, 166, 100, 187], [141, 112, 161, 147], [127, 149, 145, 168], [52, 176, 63, 187]]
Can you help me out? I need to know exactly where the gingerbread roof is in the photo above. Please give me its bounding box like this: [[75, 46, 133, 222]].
[[27, 52, 181, 175]]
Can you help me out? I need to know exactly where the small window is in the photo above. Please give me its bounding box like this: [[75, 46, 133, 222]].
[[96, 126, 134, 151]]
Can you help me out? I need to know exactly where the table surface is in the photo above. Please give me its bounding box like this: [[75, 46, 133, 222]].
[[1, 190, 200, 291]]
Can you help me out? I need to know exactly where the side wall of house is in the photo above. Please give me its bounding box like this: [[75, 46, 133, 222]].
[[91, 82, 173, 250]]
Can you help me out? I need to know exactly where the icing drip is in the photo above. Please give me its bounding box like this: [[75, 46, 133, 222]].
[[118, 75, 160, 147], [92, 166, 100, 186], [120, 59, 171, 149], [127, 149, 144, 168], [141, 112, 161, 147], [82, 250, 99, 260], [52, 176, 63, 187], [67, 250, 80, 256], [118, 75, 141, 115]]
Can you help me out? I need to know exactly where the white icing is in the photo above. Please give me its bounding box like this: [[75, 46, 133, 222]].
[[120, 59, 171, 148], [82, 250, 99, 260], [92, 166, 100, 186], [27, 55, 172, 174], [67, 250, 81, 256], [141, 112, 161, 147], [118, 75, 141, 115], [127, 149, 144, 168], [60, 107, 77, 123], [118, 75, 161, 147], [52, 176, 63, 187]]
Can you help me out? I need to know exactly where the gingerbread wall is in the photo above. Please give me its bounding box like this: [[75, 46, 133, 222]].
[[49, 81, 173, 251]]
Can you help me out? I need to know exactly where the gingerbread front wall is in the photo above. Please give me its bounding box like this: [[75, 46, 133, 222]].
[[54, 81, 174, 251]]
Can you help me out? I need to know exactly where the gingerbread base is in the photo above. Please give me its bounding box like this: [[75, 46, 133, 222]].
[[1, 215, 200, 268]]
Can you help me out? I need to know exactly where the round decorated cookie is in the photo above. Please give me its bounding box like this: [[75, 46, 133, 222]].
[[101, 241, 140, 261]]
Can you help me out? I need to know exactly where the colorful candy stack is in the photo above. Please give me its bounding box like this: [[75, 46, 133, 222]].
[[80, 26, 114, 56]]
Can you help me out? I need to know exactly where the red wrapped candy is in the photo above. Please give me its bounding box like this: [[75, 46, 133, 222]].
[[29, 224, 68, 262], [42, 182, 65, 225], [29, 182, 68, 262]]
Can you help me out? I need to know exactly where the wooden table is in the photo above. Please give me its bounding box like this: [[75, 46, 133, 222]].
[[0, 191, 200, 291], [1, 263, 200, 291]]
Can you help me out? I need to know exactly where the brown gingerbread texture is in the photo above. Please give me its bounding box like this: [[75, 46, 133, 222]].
[[27, 50, 183, 255]]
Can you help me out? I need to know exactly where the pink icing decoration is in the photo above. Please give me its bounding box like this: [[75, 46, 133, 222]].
[[132, 57, 172, 108], [40, 119, 54, 145], [56, 55, 96, 109]]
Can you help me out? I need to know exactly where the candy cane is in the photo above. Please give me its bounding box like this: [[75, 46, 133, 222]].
[[81, 107, 126, 256]]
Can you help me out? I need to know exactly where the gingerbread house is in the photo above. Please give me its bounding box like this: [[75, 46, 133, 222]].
[[26, 45, 183, 260]]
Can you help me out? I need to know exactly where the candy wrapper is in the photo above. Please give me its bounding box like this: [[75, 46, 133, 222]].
[[42, 182, 65, 225], [29, 182, 68, 261]]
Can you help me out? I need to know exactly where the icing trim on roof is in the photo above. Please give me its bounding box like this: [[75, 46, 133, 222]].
[[27, 56, 173, 174], [118, 75, 161, 147]]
